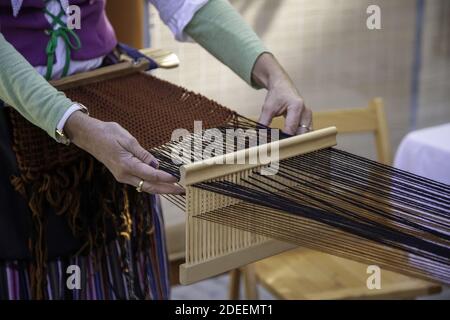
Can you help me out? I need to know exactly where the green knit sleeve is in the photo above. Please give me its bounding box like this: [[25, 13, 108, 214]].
[[184, 0, 269, 88], [0, 33, 73, 140]]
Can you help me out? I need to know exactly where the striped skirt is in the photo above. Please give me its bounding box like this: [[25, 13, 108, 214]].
[[0, 195, 171, 300]]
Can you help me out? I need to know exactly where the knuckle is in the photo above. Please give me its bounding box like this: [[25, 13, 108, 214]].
[[295, 95, 305, 105], [292, 98, 305, 112], [138, 149, 150, 162], [289, 106, 302, 118], [126, 135, 137, 146], [108, 122, 120, 129], [105, 122, 122, 134], [141, 151, 153, 163]]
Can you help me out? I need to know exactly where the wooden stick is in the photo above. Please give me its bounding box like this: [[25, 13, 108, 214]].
[[50, 60, 150, 90], [139, 48, 180, 69], [179, 127, 338, 187]]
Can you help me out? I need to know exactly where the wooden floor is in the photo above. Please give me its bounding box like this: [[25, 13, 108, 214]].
[[171, 273, 449, 300], [254, 248, 442, 300], [171, 249, 447, 300]]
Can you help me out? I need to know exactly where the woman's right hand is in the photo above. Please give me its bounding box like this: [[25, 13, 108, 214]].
[[64, 110, 184, 195]]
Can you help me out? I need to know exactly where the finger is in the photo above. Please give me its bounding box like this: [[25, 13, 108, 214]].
[[296, 107, 313, 135], [126, 137, 159, 168], [303, 107, 313, 130], [284, 104, 302, 135], [258, 104, 276, 127], [143, 182, 185, 195], [130, 176, 184, 195], [129, 158, 178, 183]]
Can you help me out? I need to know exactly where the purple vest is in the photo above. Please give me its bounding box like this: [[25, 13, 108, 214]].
[[0, 0, 117, 66]]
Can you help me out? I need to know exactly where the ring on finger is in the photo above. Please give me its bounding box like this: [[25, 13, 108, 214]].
[[299, 124, 313, 131], [136, 179, 144, 193]]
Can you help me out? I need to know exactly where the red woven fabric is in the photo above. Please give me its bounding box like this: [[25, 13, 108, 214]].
[[9, 72, 236, 174]]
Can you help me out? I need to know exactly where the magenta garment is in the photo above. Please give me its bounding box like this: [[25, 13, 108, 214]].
[[0, 0, 117, 66]]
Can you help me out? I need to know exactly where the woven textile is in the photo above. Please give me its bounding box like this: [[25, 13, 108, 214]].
[[9, 72, 236, 174]]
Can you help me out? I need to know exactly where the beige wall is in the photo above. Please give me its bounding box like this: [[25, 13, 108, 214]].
[[149, 0, 450, 160], [418, 0, 450, 129]]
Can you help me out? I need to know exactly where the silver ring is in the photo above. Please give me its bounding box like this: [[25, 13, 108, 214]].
[[300, 124, 313, 131], [136, 180, 144, 193]]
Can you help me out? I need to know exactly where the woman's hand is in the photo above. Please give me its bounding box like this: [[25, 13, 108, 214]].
[[64, 111, 184, 195], [252, 53, 313, 135]]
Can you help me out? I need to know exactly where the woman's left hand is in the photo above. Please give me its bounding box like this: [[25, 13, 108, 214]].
[[252, 53, 313, 135]]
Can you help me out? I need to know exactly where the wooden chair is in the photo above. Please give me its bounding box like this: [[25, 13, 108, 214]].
[[230, 98, 442, 300], [106, 0, 146, 49]]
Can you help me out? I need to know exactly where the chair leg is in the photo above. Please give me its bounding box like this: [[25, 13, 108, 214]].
[[243, 264, 259, 300], [229, 268, 241, 300]]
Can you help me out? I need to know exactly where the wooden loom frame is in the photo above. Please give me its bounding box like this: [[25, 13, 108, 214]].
[[178, 127, 338, 284]]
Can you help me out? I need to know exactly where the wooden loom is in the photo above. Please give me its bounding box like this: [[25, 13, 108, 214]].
[[178, 127, 338, 284], [177, 127, 450, 285], [40, 59, 448, 286]]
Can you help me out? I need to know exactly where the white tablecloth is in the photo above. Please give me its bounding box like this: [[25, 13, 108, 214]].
[[394, 123, 450, 185]]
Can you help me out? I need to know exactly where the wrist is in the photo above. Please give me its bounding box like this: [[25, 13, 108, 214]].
[[251, 52, 287, 90], [63, 110, 98, 149], [56, 103, 91, 146]]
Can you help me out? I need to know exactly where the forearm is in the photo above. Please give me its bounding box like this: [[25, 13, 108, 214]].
[[185, 0, 268, 88], [0, 33, 73, 139]]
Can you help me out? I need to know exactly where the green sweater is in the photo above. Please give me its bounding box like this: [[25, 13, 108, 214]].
[[0, 33, 74, 139], [0, 0, 266, 140], [185, 0, 267, 88]]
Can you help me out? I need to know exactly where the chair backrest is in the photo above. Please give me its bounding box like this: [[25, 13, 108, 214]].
[[106, 0, 145, 49], [266, 98, 392, 164]]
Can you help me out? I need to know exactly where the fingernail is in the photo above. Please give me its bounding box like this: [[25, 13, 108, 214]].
[[150, 160, 159, 168]]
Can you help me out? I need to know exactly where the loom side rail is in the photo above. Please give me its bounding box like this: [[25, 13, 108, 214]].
[[180, 240, 296, 285]]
